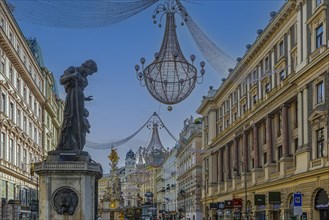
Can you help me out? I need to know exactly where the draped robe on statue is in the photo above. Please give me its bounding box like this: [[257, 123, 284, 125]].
[[57, 67, 88, 150]]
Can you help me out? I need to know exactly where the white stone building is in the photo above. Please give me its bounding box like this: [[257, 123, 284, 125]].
[[0, 1, 63, 219]]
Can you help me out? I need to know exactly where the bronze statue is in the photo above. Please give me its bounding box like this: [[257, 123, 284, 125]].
[[56, 60, 98, 151]]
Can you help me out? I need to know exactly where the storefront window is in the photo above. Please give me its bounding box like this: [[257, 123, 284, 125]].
[[315, 189, 329, 220]]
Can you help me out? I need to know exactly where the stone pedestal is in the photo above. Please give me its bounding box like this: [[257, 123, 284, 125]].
[[35, 150, 103, 220]]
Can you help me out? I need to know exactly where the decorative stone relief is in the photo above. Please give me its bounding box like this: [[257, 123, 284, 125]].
[[52, 187, 79, 215]]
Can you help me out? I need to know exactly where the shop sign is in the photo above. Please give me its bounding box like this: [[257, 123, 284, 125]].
[[233, 198, 242, 209], [8, 200, 21, 205], [209, 203, 217, 209], [254, 194, 265, 206], [315, 203, 329, 210], [293, 192, 302, 216], [224, 200, 233, 209], [269, 192, 281, 204], [218, 202, 225, 210]]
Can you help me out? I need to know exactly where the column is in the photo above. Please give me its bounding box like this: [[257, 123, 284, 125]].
[[234, 138, 239, 175], [208, 110, 217, 143], [237, 89, 241, 117], [271, 49, 276, 87], [302, 1, 308, 61], [226, 144, 231, 180], [253, 124, 259, 168], [282, 104, 290, 157], [266, 115, 273, 163], [303, 87, 309, 147], [297, 91, 303, 149], [258, 65, 262, 99], [287, 31, 292, 75], [210, 153, 217, 184], [218, 150, 223, 182], [297, 3, 302, 64], [243, 131, 248, 171]]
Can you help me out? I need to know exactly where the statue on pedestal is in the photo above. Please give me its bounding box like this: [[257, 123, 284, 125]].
[[56, 59, 98, 151]]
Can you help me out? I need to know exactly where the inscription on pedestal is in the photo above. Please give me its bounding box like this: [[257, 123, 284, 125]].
[[52, 187, 79, 215]]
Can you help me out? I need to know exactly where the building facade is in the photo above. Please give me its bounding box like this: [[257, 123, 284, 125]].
[[0, 1, 63, 219], [177, 116, 203, 220], [197, 0, 329, 219], [163, 146, 177, 220]]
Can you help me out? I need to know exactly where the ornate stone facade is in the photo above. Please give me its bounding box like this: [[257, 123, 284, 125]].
[[0, 1, 64, 219], [197, 0, 329, 219]]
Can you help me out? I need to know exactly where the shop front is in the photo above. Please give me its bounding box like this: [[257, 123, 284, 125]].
[[314, 189, 329, 220]]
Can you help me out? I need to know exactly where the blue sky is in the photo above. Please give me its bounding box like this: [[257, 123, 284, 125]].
[[14, 0, 285, 172]]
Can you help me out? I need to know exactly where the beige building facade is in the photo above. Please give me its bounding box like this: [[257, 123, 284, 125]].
[[0, 1, 63, 219], [177, 116, 203, 220], [197, 0, 329, 219]]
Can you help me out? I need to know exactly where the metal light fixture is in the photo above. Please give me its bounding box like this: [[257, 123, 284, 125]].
[[128, 146, 150, 184], [135, 0, 205, 105]]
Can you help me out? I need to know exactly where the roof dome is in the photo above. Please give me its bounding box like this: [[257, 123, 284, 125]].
[[126, 149, 135, 160]]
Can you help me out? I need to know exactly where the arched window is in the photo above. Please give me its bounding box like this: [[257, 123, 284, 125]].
[[315, 189, 329, 220]]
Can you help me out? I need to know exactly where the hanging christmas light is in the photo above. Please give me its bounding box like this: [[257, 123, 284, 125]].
[[142, 112, 169, 167], [128, 146, 150, 184], [135, 0, 205, 105]]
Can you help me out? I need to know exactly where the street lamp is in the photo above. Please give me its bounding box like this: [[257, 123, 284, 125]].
[[234, 161, 248, 220]]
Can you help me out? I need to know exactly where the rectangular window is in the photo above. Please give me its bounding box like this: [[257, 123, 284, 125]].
[[23, 87, 27, 100], [253, 95, 257, 104], [279, 41, 284, 57], [316, 128, 324, 158], [29, 122, 32, 137], [29, 95, 32, 108], [17, 144, 21, 168], [0, 61, 4, 74], [9, 138, 13, 163], [316, 81, 324, 104], [9, 67, 14, 84], [264, 152, 267, 165], [295, 138, 299, 152], [316, 24, 323, 49], [16, 77, 21, 94], [265, 83, 270, 93], [278, 146, 282, 160], [316, 0, 322, 7], [278, 113, 282, 137], [16, 44, 20, 55], [265, 57, 269, 71], [34, 128, 37, 142], [264, 125, 267, 144], [0, 17, 4, 28], [9, 102, 14, 120], [1, 93, 6, 113], [17, 109, 21, 127], [242, 104, 247, 113], [23, 148, 27, 171], [39, 132, 42, 146], [23, 116, 27, 132], [279, 70, 285, 81], [9, 32, 13, 43], [0, 132, 5, 159]]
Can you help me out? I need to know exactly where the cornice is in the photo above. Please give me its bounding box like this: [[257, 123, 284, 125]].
[[0, 29, 45, 104], [208, 1, 297, 106]]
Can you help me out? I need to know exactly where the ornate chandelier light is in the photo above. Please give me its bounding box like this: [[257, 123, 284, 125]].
[[135, 0, 205, 105], [128, 146, 150, 184], [143, 113, 169, 167]]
